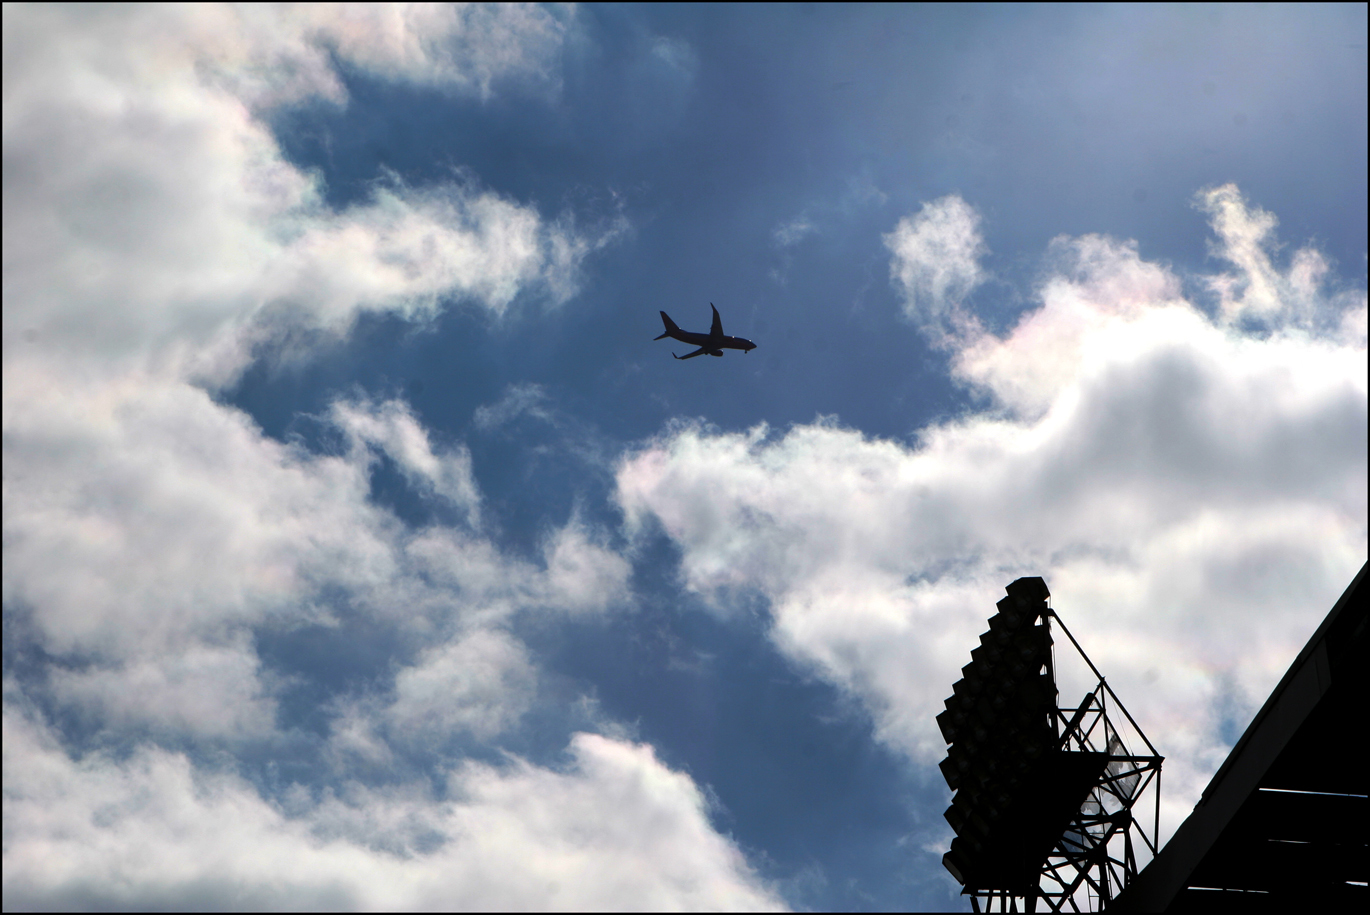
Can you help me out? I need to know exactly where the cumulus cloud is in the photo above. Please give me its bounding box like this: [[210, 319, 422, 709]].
[[2, 6, 768, 909], [883, 194, 988, 340], [401, 521, 631, 623], [2, 706, 783, 912], [2, 372, 373, 663], [0, 0, 618, 672], [0, 373, 628, 741], [619, 187, 1366, 842], [1, 3, 605, 380], [387, 629, 537, 744], [46, 640, 279, 744], [955, 232, 1188, 419]]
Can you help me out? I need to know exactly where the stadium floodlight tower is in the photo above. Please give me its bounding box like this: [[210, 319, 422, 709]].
[[937, 577, 1163, 913]]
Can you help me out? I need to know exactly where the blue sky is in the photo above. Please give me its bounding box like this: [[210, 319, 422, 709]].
[[3, 4, 1366, 911]]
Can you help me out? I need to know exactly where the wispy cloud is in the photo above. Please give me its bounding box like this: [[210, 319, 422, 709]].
[[473, 381, 553, 431], [883, 194, 988, 342], [768, 168, 886, 284], [773, 215, 818, 249], [1196, 182, 1364, 335], [332, 397, 482, 525]]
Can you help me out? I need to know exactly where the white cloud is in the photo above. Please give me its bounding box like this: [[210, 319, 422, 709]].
[[769, 214, 817, 285], [0, 0, 625, 683], [1, 3, 607, 382], [618, 188, 1366, 844], [953, 233, 1187, 418], [1195, 182, 1362, 334], [2, 367, 377, 662], [767, 168, 886, 284], [2, 706, 784, 912], [840, 168, 889, 212], [1, 10, 765, 907], [650, 35, 699, 81], [332, 397, 482, 525], [325, 521, 632, 764], [884, 194, 988, 340], [473, 382, 552, 430], [1195, 183, 1284, 324], [387, 629, 536, 743], [47, 640, 278, 743], [1, 363, 631, 741], [302, 3, 571, 100]]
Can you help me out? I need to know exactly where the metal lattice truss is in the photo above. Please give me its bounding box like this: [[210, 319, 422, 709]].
[[965, 610, 1164, 914]]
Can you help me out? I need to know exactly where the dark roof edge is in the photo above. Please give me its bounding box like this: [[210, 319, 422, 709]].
[[1197, 560, 1365, 804], [1112, 560, 1367, 912]]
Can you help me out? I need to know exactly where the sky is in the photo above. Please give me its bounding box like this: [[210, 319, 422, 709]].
[[2, 3, 1366, 911]]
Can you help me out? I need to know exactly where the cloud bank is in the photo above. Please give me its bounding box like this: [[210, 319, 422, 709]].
[[3, 711, 781, 912], [619, 186, 1366, 843], [2, 5, 776, 910]]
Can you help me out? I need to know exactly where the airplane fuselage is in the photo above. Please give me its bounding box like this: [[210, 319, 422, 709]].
[[661, 328, 756, 353], [654, 304, 756, 359]]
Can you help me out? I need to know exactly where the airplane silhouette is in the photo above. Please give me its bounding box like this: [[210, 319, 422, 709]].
[[654, 304, 757, 360]]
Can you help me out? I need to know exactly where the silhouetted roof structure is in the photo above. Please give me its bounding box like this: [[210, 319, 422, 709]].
[[1113, 562, 1368, 912]]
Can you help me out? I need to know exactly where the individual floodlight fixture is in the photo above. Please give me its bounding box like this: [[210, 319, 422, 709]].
[[937, 578, 1163, 912]]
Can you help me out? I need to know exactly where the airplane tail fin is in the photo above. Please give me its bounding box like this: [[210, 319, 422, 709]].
[[654, 311, 679, 341]]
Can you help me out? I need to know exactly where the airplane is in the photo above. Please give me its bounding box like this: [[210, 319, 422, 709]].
[[654, 303, 757, 360]]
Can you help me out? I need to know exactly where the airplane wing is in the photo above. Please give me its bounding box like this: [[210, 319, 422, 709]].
[[710, 303, 723, 337], [674, 347, 709, 360]]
